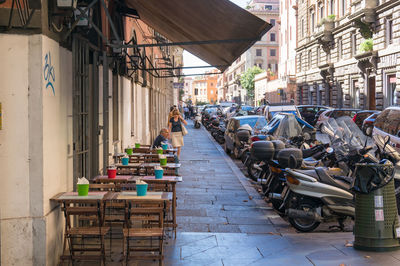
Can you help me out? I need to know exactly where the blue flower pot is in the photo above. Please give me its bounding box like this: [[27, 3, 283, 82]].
[[136, 183, 148, 196], [122, 157, 129, 165], [155, 169, 164, 179]]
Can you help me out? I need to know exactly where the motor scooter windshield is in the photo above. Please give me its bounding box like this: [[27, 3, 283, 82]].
[[274, 115, 302, 139], [324, 116, 375, 159]]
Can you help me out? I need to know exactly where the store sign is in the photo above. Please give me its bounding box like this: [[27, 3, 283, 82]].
[[173, 82, 184, 89]]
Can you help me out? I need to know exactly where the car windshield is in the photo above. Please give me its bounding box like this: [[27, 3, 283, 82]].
[[239, 117, 267, 131], [331, 110, 356, 118]]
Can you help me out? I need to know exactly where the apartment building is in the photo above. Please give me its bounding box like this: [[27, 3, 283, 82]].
[[222, 0, 280, 104], [183, 77, 194, 103], [296, 0, 400, 110]]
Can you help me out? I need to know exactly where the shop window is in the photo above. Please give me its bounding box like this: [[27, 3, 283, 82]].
[[351, 31, 357, 57], [352, 80, 360, 109], [338, 37, 343, 60], [386, 16, 393, 47], [387, 74, 397, 106], [341, 0, 346, 16], [310, 9, 315, 33]]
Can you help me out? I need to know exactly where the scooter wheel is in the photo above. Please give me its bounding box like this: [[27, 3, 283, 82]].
[[224, 143, 231, 154], [247, 162, 259, 181], [288, 199, 321, 232]]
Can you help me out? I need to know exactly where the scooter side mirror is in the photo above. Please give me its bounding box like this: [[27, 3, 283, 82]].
[[383, 135, 391, 150], [365, 127, 373, 136]]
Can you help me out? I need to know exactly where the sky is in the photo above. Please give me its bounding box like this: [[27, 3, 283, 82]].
[[182, 0, 249, 76]]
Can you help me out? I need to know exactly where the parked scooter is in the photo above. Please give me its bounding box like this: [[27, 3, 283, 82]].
[[194, 113, 201, 129], [282, 117, 382, 232], [233, 124, 253, 159]]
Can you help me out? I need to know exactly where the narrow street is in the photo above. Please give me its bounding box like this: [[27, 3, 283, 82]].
[[161, 121, 400, 266]]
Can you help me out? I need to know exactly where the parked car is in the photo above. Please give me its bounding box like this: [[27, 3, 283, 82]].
[[315, 108, 360, 130], [297, 105, 331, 126], [373, 106, 400, 150], [263, 104, 302, 121], [353, 110, 379, 130], [224, 116, 267, 154], [261, 112, 315, 140], [362, 112, 380, 135]]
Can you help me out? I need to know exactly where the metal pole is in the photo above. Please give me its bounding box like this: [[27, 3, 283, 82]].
[[103, 52, 109, 173], [110, 38, 260, 49]]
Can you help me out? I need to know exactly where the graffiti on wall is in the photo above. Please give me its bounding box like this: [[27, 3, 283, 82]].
[[44, 52, 55, 95]]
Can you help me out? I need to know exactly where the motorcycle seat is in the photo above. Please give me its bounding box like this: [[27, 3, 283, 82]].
[[302, 158, 320, 167], [315, 167, 350, 191], [292, 169, 320, 180]]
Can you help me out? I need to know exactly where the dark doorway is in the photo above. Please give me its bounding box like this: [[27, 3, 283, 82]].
[[368, 76, 376, 110], [72, 36, 100, 188]]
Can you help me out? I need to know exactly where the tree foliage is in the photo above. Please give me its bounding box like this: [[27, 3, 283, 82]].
[[240, 66, 264, 100]]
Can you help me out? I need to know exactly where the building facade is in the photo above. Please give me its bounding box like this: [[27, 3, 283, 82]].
[[221, 0, 280, 105], [183, 77, 194, 103], [193, 77, 208, 104], [0, 1, 181, 265], [296, 0, 400, 110]]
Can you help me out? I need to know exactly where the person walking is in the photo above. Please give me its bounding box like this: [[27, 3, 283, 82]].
[[184, 106, 189, 119], [168, 109, 187, 158]]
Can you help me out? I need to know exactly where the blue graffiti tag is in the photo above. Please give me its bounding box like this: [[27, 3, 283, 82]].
[[43, 52, 55, 95]]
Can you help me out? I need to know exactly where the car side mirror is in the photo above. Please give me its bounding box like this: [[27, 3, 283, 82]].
[[397, 130, 400, 138]]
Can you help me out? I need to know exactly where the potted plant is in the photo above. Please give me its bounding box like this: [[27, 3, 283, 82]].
[[359, 38, 373, 53], [321, 14, 336, 31]]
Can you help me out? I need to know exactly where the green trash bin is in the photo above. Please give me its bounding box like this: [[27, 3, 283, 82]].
[[353, 163, 400, 251]]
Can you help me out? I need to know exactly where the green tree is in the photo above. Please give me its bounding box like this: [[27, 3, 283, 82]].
[[240, 66, 264, 102]]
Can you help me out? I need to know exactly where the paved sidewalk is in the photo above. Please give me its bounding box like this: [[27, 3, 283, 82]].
[[163, 121, 400, 266]]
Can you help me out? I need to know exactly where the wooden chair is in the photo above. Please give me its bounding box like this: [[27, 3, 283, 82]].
[[144, 155, 175, 163], [61, 200, 110, 265], [129, 155, 146, 163], [123, 200, 165, 266], [117, 167, 139, 176], [89, 183, 115, 191], [133, 147, 152, 153], [146, 167, 179, 176]]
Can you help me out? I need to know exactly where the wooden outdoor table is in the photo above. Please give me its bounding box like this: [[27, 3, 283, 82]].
[[93, 175, 133, 183], [50, 191, 111, 263], [51, 191, 112, 202], [115, 163, 143, 175], [115, 163, 142, 168], [140, 163, 181, 169], [136, 176, 182, 237], [112, 191, 172, 201]]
